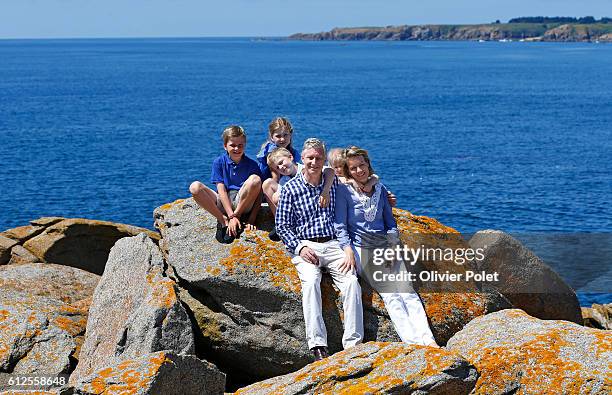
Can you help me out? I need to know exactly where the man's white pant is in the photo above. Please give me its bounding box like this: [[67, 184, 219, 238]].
[[292, 240, 364, 350], [354, 246, 436, 345]]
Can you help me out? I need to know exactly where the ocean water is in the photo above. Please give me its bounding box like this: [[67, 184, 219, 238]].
[[1, 38, 610, 306]]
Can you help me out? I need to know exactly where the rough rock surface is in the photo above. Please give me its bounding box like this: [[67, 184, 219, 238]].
[[21, 218, 160, 275], [446, 309, 611, 394], [0, 263, 99, 305], [468, 230, 582, 323], [7, 245, 39, 265], [0, 236, 18, 265], [236, 342, 477, 394], [153, 198, 509, 380], [583, 303, 612, 330], [72, 351, 225, 395], [0, 289, 79, 375], [70, 234, 194, 384]]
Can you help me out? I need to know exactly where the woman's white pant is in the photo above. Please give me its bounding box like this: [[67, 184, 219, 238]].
[[354, 246, 436, 345]]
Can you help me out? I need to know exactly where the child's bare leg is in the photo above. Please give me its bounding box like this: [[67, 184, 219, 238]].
[[269, 191, 281, 216], [263, 178, 279, 213], [189, 181, 227, 224], [234, 175, 262, 216]]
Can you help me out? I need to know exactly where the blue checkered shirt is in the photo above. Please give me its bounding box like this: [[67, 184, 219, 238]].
[[275, 170, 337, 255]]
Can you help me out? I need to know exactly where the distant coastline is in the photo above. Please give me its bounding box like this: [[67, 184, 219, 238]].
[[289, 18, 612, 42]]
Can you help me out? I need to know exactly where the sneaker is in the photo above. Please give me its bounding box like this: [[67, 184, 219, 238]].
[[269, 227, 281, 242], [215, 222, 226, 244], [311, 346, 329, 361]]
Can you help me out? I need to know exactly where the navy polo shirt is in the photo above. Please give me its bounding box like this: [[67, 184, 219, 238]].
[[210, 152, 262, 191]]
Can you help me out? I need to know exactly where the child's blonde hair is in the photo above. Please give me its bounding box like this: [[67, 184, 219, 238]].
[[343, 146, 375, 179], [222, 125, 246, 145], [266, 147, 293, 168], [327, 148, 345, 167]]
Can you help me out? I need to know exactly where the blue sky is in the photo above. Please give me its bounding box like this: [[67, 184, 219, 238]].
[[2, 0, 610, 38]]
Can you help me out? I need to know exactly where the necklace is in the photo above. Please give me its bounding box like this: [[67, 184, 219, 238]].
[[357, 183, 382, 222]]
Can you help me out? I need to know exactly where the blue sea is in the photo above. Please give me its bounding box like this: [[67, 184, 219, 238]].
[[1, 38, 610, 306]]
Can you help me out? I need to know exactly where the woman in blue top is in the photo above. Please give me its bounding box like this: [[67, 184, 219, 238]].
[[334, 146, 438, 346]]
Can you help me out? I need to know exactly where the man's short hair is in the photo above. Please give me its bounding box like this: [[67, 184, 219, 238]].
[[302, 138, 326, 156]]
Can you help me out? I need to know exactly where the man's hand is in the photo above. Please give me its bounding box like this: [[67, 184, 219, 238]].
[[227, 217, 242, 236], [338, 247, 356, 274], [319, 190, 330, 208], [300, 246, 319, 266]]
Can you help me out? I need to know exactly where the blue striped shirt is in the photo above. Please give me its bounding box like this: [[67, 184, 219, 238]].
[[275, 170, 337, 254]]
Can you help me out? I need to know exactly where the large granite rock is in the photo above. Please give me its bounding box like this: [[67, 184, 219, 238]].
[[468, 230, 582, 323], [0, 236, 18, 265], [72, 351, 225, 395], [70, 234, 195, 384], [0, 263, 99, 305], [583, 303, 612, 330], [153, 198, 509, 381], [0, 263, 98, 382], [236, 342, 477, 394], [446, 309, 611, 394], [20, 218, 160, 275], [0, 289, 79, 375]]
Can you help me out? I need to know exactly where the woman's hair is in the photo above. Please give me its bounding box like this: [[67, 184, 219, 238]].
[[343, 146, 375, 180], [222, 125, 246, 145], [266, 147, 293, 168]]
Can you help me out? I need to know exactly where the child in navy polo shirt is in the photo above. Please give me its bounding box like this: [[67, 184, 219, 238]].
[[189, 125, 262, 244]]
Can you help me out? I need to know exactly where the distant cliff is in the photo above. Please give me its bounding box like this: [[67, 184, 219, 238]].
[[289, 23, 612, 42]]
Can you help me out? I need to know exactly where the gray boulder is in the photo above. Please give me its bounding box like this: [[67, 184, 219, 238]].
[[153, 199, 509, 381], [469, 230, 582, 323], [72, 351, 225, 395], [0, 289, 76, 375], [236, 342, 477, 394], [447, 309, 611, 394], [70, 234, 195, 384], [22, 218, 161, 275], [0, 263, 99, 305], [0, 235, 18, 265]]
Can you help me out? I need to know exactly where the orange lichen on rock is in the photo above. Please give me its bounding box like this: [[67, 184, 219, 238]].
[[220, 233, 300, 294], [420, 292, 486, 327], [393, 208, 459, 235], [81, 352, 173, 395], [241, 342, 468, 395], [145, 269, 179, 309], [158, 199, 185, 212]]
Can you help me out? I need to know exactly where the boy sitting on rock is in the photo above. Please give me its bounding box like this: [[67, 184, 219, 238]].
[[264, 147, 335, 241], [189, 125, 262, 244]]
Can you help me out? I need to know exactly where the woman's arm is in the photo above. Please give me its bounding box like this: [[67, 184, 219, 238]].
[[333, 185, 353, 251]]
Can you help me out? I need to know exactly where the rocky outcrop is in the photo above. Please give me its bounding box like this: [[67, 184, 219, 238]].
[[153, 198, 509, 382], [583, 303, 612, 330], [0, 289, 80, 375], [70, 234, 194, 385], [1, 217, 160, 274], [72, 351, 225, 395], [18, 218, 160, 275], [236, 342, 477, 394], [468, 230, 582, 323], [290, 23, 612, 42], [446, 309, 611, 394], [0, 263, 99, 305], [0, 264, 98, 377]]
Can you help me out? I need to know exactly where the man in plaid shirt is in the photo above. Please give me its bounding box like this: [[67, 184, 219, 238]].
[[275, 138, 364, 361]]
